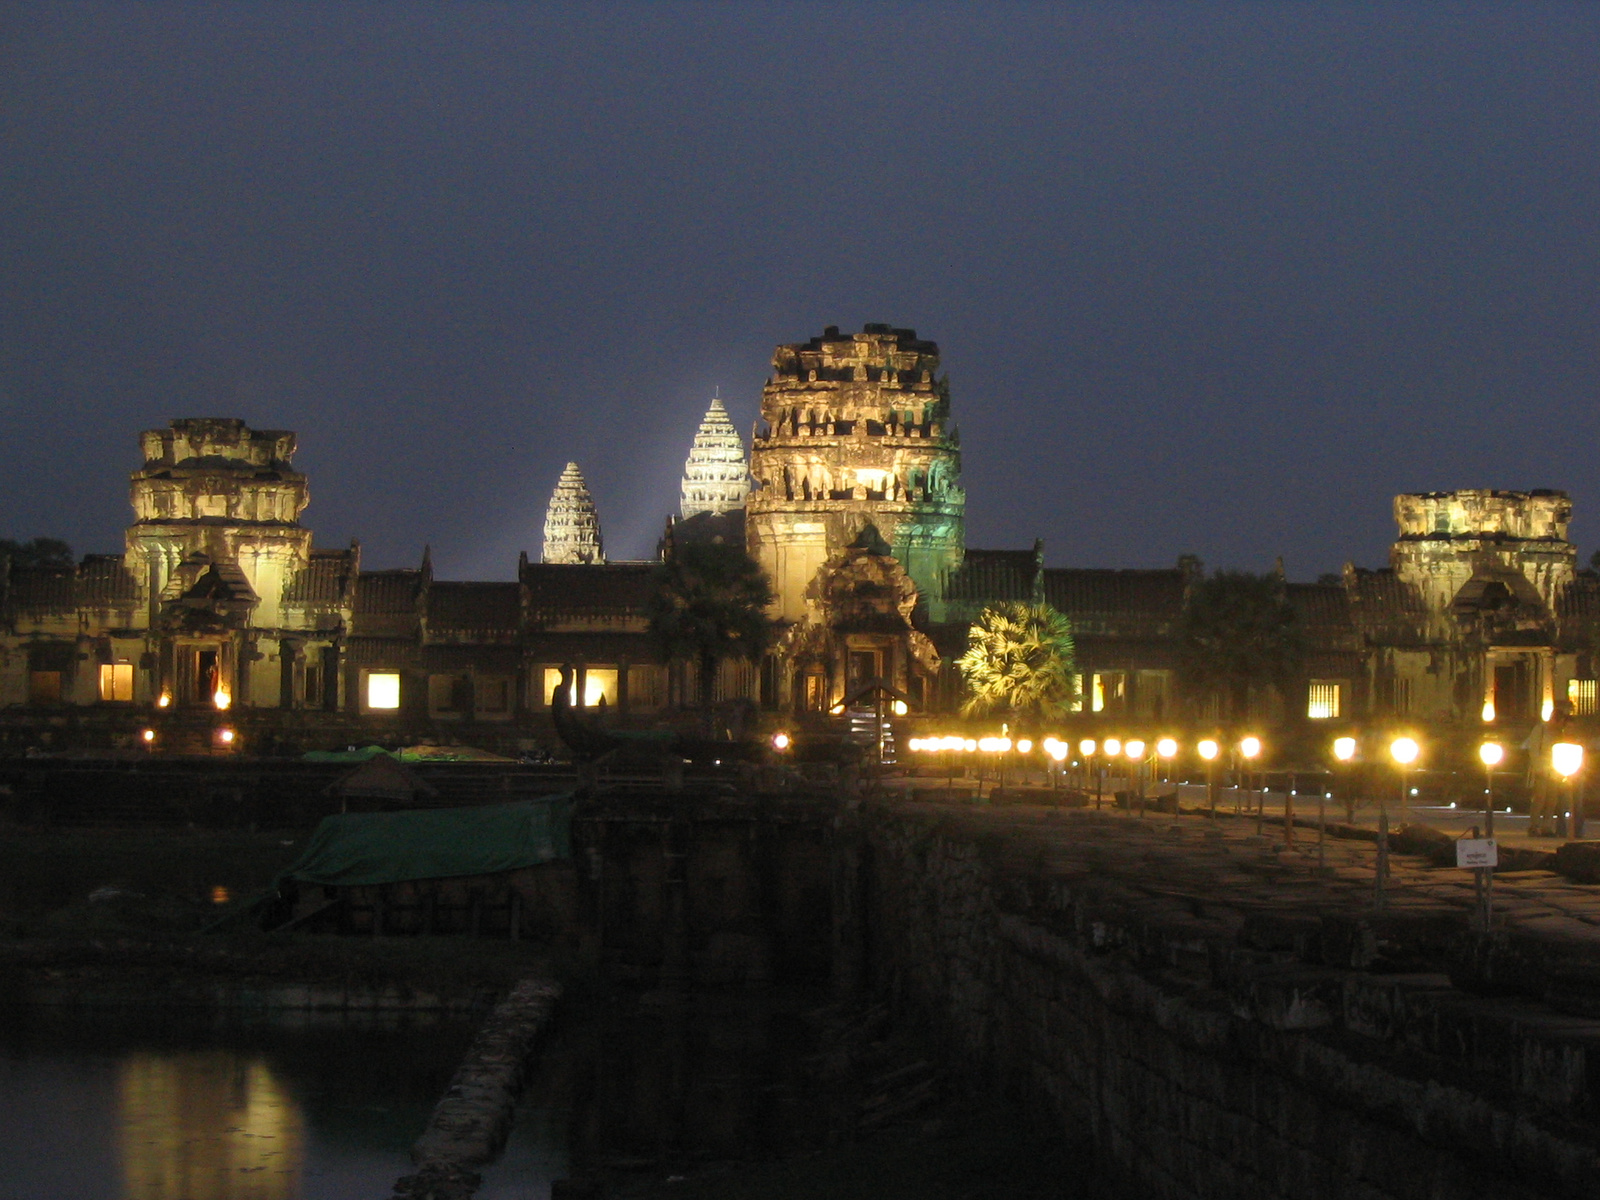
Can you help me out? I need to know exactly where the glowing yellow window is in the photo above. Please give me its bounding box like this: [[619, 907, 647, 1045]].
[[541, 666, 616, 707], [1568, 679, 1597, 717], [1091, 672, 1124, 713], [583, 669, 618, 707], [542, 668, 574, 708], [366, 672, 401, 710], [1307, 681, 1342, 720], [99, 662, 134, 702]]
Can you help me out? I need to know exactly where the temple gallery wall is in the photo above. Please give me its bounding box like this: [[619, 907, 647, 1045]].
[[4, 325, 1599, 748]]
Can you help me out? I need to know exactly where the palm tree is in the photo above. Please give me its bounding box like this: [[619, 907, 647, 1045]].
[[647, 541, 777, 714], [1178, 569, 1304, 720], [957, 602, 1079, 724]]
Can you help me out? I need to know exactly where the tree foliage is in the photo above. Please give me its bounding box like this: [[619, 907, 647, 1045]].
[[1178, 570, 1304, 718], [0, 538, 72, 569], [957, 602, 1079, 723], [647, 541, 777, 709]]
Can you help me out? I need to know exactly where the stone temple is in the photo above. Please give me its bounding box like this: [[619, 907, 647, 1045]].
[[2, 325, 1599, 752], [542, 462, 605, 565], [679, 396, 749, 520]]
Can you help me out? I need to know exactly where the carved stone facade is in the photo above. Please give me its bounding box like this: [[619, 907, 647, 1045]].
[[680, 396, 749, 519], [1378, 489, 1584, 726], [6, 337, 1600, 750], [542, 462, 605, 565], [748, 325, 964, 623]]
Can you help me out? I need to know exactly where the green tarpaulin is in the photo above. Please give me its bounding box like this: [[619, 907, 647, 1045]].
[[302, 745, 392, 763], [279, 795, 574, 887]]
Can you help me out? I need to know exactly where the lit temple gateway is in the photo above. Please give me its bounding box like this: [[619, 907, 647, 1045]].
[[2, 331, 1599, 746]]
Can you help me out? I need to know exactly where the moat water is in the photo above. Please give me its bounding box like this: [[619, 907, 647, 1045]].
[[0, 992, 822, 1200], [1, 992, 1096, 1200], [0, 1005, 569, 1200]]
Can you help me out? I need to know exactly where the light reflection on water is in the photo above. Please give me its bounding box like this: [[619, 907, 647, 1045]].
[[117, 1051, 303, 1200], [1, 992, 825, 1200], [0, 1007, 525, 1200]]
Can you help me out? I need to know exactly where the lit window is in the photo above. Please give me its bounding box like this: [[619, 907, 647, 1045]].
[[1568, 679, 1598, 717], [99, 662, 135, 703], [542, 668, 575, 707], [1091, 672, 1124, 713], [366, 672, 401, 710], [1307, 681, 1342, 720], [583, 669, 618, 707]]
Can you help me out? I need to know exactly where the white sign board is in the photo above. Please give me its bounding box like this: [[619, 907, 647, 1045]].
[[1456, 839, 1498, 869]]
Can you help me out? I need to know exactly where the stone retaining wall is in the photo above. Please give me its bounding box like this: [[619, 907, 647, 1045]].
[[850, 803, 1600, 1200]]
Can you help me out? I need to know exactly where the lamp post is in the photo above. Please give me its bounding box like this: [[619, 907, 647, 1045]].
[[1103, 738, 1122, 811], [1380, 737, 1420, 910], [1080, 739, 1099, 808], [1125, 739, 1147, 817], [1553, 742, 1584, 840], [1156, 737, 1178, 784], [1198, 738, 1220, 816], [1478, 741, 1503, 841], [1045, 737, 1068, 792], [1333, 736, 1357, 823], [1476, 740, 1505, 931], [1240, 736, 1262, 830]]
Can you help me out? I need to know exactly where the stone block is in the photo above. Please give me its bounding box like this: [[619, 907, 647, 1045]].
[[1554, 841, 1600, 884]]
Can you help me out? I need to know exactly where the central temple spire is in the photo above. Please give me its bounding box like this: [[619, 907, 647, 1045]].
[[542, 462, 605, 564], [680, 395, 750, 519]]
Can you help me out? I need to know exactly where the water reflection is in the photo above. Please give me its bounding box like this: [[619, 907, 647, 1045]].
[[0, 1008, 482, 1200], [119, 1051, 303, 1200]]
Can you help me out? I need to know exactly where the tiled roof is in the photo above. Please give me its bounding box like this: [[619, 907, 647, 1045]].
[[354, 570, 422, 615], [285, 550, 354, 605], [521, 563, 656, 618], [427, 582, 521, 633], [1042, 569, 1186, 618], [75, 556, 140, 606], [1558, 575, 1600, 621], [5, 566, 76, 613], [1346, 568, 1425, 622], [944, 549, 1039, 603], [1284, 582, 1353, 633]]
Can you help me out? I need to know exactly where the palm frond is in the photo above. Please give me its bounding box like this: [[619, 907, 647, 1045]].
[[957, 602, 1079, 721]]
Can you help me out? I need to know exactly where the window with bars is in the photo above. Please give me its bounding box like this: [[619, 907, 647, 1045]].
[[1307, 680, 1342, 720], [1568, 678, 1597, 716]]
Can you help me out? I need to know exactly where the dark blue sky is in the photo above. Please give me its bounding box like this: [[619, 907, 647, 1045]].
[[3, 3, 1596, 580]]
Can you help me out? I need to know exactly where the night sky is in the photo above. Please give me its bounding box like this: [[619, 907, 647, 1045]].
[[3, 3, 1596, 581]]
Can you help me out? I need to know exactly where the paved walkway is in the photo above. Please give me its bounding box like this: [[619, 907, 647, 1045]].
[[881, 771, 1600, 954]]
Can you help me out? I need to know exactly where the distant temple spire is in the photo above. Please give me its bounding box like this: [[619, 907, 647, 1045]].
[[680, 395, 750, 519], [542, 462, 605, 564]]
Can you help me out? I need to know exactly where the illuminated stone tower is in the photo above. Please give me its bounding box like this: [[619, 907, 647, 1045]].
[[124, 417, 316, 708], [125, 418, 312, 631], [747, 324, 964, 621], [680, 395, 750, 519], [1391, 489, 1575, 613], [542, 462, 605, 564]]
